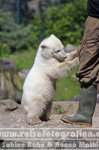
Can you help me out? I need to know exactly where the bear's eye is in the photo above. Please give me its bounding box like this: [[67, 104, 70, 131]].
[[56, 50, 61, 53]]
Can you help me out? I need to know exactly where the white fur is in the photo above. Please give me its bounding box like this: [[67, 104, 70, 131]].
[[21, 35, 78, 124]]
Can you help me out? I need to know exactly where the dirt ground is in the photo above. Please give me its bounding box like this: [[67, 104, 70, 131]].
[[0, 99, 99, 128], [0, 98, 99, 149]]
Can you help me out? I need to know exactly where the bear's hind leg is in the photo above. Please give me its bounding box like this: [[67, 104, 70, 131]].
[[41, 101, 52, 121], [26, 99, 45, 125], [26, 115, 41, 125]]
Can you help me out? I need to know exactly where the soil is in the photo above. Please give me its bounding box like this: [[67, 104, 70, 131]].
[[0, 99, 99, 149]]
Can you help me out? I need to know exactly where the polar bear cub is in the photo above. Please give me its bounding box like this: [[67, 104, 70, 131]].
[[21, 35, 78, 125]]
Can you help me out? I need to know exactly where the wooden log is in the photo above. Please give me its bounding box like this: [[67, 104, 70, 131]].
[[0, 59, 22, 102]]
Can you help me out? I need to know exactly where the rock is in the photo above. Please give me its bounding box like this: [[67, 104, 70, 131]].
[[65, 44, 76, 53], [0, 99, 18, 112]]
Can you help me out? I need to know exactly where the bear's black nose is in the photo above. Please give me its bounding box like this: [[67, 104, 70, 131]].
[[63, 56, 67, 59]]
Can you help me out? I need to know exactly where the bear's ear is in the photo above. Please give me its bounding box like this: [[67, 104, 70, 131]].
[[41, 44, 51, 59], [50, 34, 56, 38], [41, 45, 47, 49]]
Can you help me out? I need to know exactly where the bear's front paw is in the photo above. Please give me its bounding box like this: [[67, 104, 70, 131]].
[[26, 116, 42, 125]]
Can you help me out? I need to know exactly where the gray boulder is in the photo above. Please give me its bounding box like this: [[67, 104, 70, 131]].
[[65, 44, 76, 53]]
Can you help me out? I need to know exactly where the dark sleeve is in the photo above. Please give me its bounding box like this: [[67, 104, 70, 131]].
[[87, 0, 99, 19]]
